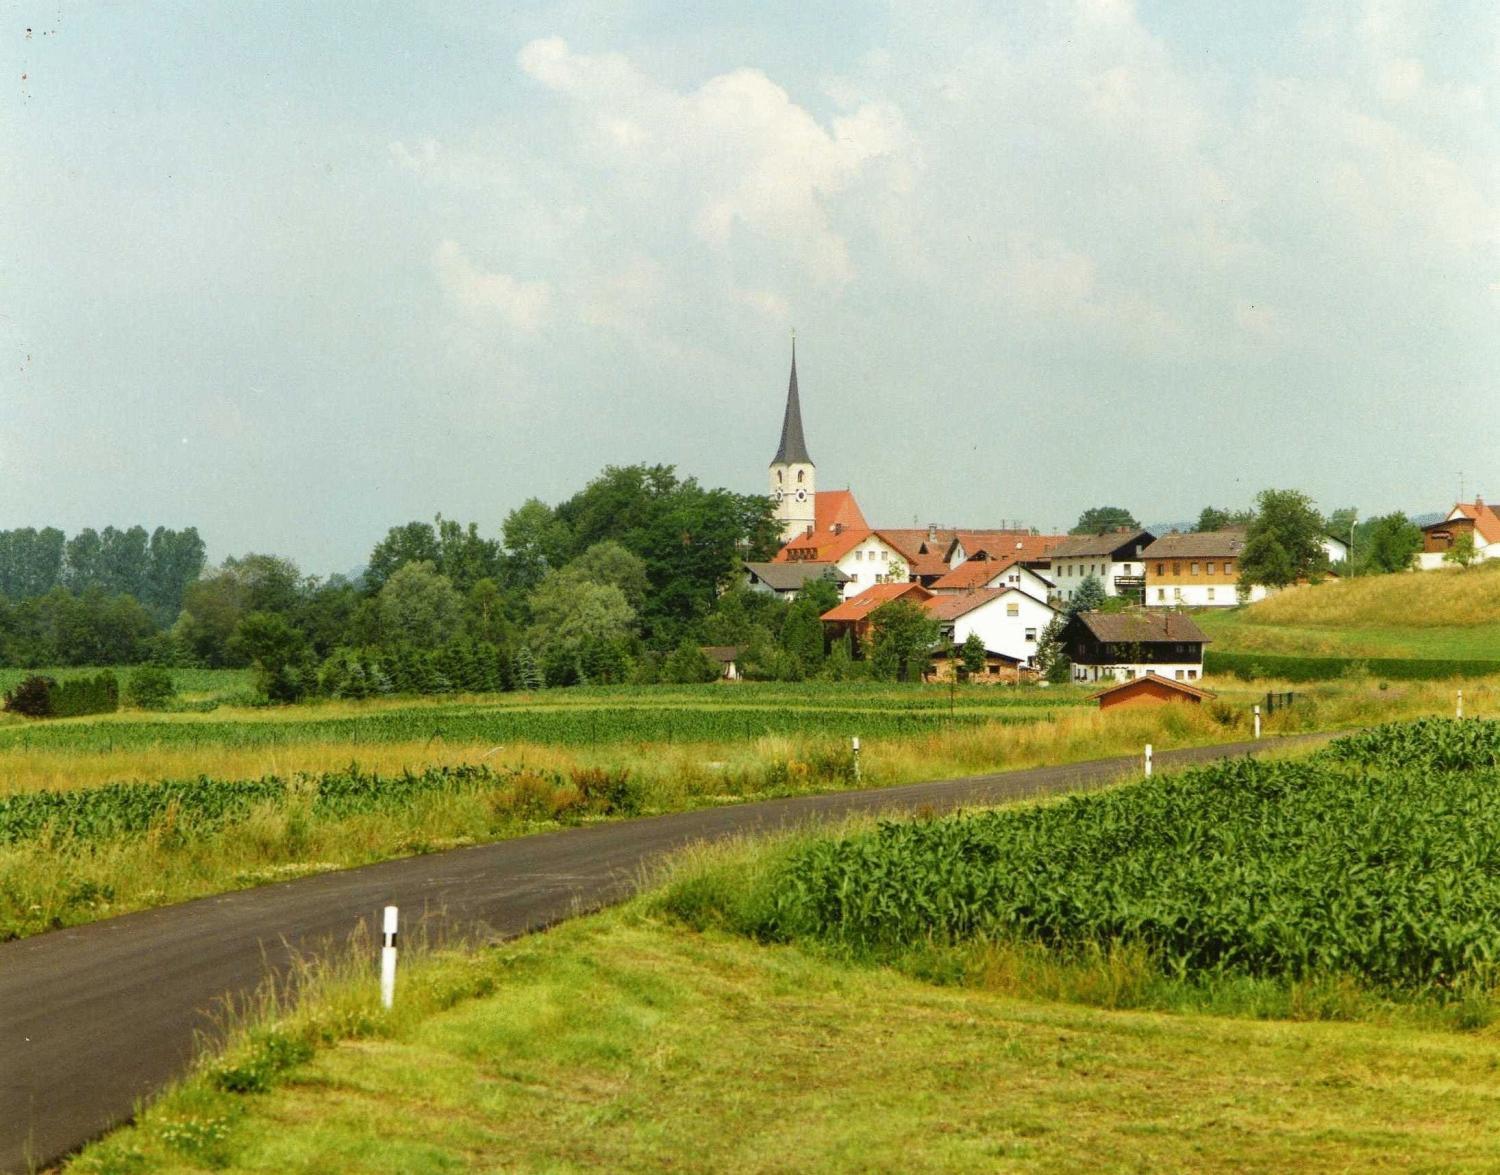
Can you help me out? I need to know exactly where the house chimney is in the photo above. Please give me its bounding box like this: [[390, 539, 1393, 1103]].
[[927, 523, 938, 543]]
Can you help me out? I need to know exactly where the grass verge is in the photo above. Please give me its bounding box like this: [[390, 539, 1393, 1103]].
[[66, 906, 1500, 1174]]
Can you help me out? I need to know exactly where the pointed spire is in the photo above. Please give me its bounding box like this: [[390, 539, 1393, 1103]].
[[772, 335, 812, 466]]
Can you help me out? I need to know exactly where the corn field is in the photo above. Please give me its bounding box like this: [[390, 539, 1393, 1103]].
[[761, 719, 1500, 991]]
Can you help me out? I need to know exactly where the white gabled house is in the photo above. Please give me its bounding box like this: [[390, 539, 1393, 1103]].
[[1045, 529, 1155, 605], [923, 587, 1059, 667]]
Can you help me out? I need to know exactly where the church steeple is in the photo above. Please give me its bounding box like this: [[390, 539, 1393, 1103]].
[[772, 339, 812, 466], [769, 335, 816, 544]]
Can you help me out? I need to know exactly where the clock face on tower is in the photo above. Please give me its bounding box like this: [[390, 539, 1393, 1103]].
[[795, 488, 807, 503], [775, 489, 784, 503]]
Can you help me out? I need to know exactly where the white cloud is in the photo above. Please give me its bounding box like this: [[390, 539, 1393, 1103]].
[[432, 240, 551, 333], [516, 37, 909, 286]]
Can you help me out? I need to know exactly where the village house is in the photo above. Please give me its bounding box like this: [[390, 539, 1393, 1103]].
[[923, 587, 1059, 668], [1417, 499, 1500, 569], [1139, 530, 1263, 608], [1045, 529, 1155, 605], [1061, 610, 1209, 684], [818, 582, 933, 649], [742, 561, 852, 601]]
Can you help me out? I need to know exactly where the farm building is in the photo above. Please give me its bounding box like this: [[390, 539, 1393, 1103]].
[[1061, 610, 1209, 684], [924, 646, 1028, 684], [1088, 673, 1215, 710]]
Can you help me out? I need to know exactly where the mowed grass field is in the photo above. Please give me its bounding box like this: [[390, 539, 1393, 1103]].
[[67, 913, 1500, 1175], [1197, 560, 1500, 659]]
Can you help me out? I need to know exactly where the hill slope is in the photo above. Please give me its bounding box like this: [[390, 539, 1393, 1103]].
[[1197, 562, 1500, 659]]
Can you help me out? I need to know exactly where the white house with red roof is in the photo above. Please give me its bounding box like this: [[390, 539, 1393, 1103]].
[[923, 587, 1059, 667], [1418, 499, 1500, 569]]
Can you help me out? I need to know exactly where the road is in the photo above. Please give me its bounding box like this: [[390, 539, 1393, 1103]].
[[0, 734, 1325, 1171]]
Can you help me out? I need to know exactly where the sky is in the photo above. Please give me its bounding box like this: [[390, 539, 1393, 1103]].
[[3, 1, 1497, 574]]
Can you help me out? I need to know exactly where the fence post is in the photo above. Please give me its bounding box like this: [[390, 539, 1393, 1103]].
[[1457, 689, 1463, 720], [380, 905, 399, 1010], [1144, 743, 1152, 777], [851, 736, 861, 782], [1253, 704, 1261, 740]]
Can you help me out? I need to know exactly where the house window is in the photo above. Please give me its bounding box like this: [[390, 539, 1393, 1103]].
[[1124, 669, 1136, 680], [1207, 587, 1216, 602], [1174, 588, 1183, 601], [854, 551, 862, 561], [1175, 669, 1186, 680], [1207, 562, 1216, 575], [1156, 562, 1165, 576], [797, 470, 805, 483], [1157, 589, 1166, 601], [1025, 627, 1037, 641], [880, 550, 888, 561], [1173, 561, 1182, 576], [1191, 562, 1200, 575], [1006, 602, 1019, 617], [1225, 561, 1234, 575], [1188, 669, 1198, 680]]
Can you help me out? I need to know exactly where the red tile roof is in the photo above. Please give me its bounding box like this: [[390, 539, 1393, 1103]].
[[929, 556, 1023, 591], [923, 587, 1054, 621], [773, 491, 873, 563], [816, 490, 868, 533], [819, 582, 932, 622], [956, 533, 1067, 564]]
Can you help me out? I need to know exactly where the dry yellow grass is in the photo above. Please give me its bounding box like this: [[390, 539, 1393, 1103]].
[[1239, 560, 1500, 629]]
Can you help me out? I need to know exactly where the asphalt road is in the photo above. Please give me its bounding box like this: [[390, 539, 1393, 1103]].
[[0, 733, 1327, 1172]]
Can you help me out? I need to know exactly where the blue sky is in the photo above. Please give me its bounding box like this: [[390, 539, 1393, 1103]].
[[4, 1, 1496, 573]]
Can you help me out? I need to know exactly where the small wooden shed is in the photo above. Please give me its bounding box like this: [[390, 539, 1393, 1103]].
[[1088, 672, 1215, 711]]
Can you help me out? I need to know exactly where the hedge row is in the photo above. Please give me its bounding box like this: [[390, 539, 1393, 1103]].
[[1205, 650, 1500, 682], [2, 671, 120, 718]]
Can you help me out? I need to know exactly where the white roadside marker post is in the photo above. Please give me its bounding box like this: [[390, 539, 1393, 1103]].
[[380, 905, 399, 1010], [1458, 689, 1464, 719], [1144, 743, 1152, 778], [852, 736, 861, 783], [1254, 704, 1262, 740]]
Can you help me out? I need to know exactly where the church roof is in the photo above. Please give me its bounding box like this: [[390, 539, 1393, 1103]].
[[772, 345, 812, 466]]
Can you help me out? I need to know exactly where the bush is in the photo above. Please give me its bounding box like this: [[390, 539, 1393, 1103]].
[[3, 674, 55, 717], [127, 665, 178, 710]]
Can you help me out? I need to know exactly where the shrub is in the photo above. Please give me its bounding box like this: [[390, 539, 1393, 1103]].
[[3, 674, 55, 717], [127, 666, 178, 710]]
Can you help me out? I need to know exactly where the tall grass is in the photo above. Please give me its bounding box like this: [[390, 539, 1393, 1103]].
[[1235, 560, 1500, 629]]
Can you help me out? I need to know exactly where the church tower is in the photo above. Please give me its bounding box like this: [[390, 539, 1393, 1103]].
[[769, 339, 816, 543]]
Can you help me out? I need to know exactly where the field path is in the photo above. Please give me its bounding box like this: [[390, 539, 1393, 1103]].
[[0, 733, 1328, 1172]]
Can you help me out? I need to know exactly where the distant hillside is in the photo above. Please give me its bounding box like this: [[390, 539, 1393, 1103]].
[[1196, 562, 1500, 660]]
